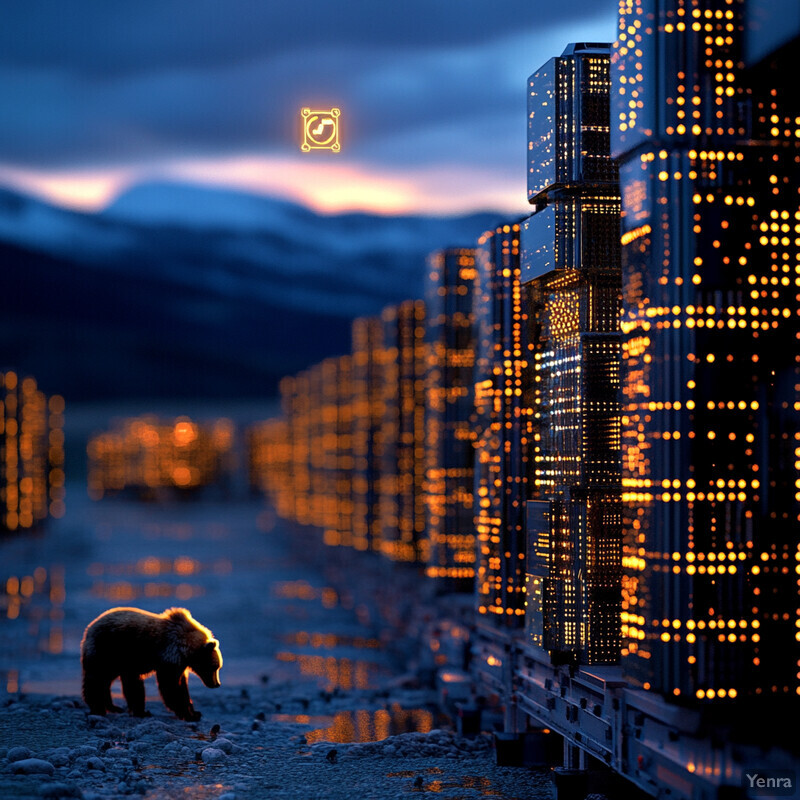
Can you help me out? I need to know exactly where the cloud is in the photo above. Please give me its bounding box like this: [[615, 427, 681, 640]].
[[0, 4, 616, 213], [0, 1, 614, 74]]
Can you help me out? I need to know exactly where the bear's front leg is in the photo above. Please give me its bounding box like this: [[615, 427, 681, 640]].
[[157, 667, 201, 721], [121, 672, 149, 717], [82, 670, 123, 715]]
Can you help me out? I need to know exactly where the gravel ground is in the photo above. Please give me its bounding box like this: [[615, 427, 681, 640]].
[[0, 686, 554, 800]]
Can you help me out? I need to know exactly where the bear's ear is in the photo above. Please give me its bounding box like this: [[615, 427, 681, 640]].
[[205, 640, 218, 650]]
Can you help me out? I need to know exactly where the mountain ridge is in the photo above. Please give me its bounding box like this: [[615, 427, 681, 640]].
[[0, 181, 504, 401]]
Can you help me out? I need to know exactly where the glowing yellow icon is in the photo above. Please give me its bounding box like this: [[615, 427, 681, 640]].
[[301, 108, 341, 152]]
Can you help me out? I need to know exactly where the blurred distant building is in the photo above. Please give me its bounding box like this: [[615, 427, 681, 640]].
[[612, 0, 800, 703], [379, 301, 428, 563], [327, 355, 356, 549], [87, 416, 233, 500], [0, 370, 64, 530], [425, 249, 479, 590], [473, 223, 530, 628], [351, 317, 383, 553], [521, 43, 621, 664], [276, 370, 312, 526], [247, 417, 290, 498]]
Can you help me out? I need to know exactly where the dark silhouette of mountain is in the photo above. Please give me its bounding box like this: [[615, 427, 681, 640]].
[[0, 183, 501, 401]]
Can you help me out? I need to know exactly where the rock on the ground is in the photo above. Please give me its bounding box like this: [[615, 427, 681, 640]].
[[46, 747, 71, 767], [11, 758, 56, 775], [7, 746, 33, 762], [212, 737, 234, 753], [201, 747, 226, 764]]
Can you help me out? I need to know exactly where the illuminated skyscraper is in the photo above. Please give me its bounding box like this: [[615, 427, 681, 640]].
[[425, 249, 479, 589], [612, 0, 800, 703], [522, 43, 622, 664], [474, 223, 529, 628]]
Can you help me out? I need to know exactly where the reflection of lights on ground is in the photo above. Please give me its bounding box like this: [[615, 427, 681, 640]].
[[86, 557, 231, 577], [2, 669, 19, 693], [139, 774, 232, 796], [272, 705, 433, 744], [272, 581, 338, 608], [425, 776, 494, 795], [90, 580, 204, 602], [281, 631, 381, 649], [0, 566, 65, 658]]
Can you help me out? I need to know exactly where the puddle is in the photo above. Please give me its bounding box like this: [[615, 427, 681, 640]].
[[426, 776, 493, 794], [385, 770, 512, 799], [274, 704, 434, 743], [139, 772, 236, 799]]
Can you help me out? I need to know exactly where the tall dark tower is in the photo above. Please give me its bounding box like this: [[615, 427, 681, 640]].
[[425, 249, 479, 590], [521, 43, 622, 664], [612, 0, 800, 705]]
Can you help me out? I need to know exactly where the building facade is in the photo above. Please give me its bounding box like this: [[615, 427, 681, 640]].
[[522, 43, 622, 664], [612, 0, 800, 703], [474, 223, 530, 628]]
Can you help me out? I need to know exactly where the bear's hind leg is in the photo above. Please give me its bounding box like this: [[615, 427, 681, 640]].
[[157, 668, 201, 721], [121, 672, 149, 717], [83, 670, 121, 715]]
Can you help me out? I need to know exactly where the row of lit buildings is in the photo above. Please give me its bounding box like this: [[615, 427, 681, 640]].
[[253, 0, 798, 730], [0, 370, 65, 532]]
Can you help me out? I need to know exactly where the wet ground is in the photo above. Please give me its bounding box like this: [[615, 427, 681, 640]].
[[0, 486, 555, 799], [0, 487, 399, 698]]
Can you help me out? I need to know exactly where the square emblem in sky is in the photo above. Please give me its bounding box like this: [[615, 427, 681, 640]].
[[301, 108, 341, 152]]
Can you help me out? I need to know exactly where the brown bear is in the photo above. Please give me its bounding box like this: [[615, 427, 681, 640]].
[[80, 606, 222, 721]]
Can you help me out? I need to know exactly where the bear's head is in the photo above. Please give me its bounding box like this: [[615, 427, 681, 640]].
[[190, 639, 223, 688]]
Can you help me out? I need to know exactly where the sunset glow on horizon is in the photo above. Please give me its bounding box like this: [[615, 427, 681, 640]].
[[0, 156, 525, 218]]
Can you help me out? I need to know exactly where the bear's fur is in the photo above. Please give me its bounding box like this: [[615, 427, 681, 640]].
[[80, 606, 222, 721]]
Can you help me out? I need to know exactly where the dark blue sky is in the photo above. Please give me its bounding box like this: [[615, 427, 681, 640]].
[[0, 0, 616, 214]]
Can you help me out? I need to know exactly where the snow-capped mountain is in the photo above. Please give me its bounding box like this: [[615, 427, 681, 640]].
[[0, 182, 502, 401]]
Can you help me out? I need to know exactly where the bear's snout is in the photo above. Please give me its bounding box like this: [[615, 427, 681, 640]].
[[203, 671, 221, 689]]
